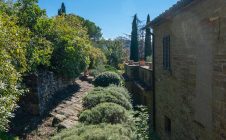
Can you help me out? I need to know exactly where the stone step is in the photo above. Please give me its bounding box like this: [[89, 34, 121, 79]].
[[52, 114, 66, 127], [58, 120, 78, 130]]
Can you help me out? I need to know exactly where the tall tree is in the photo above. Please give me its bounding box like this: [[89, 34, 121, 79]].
[[15, 0, 45, 30], [130, 14, 139, 62], [144, 14, 152, 60], [58, 2, 66, 15], [77, 16, 102, 41]]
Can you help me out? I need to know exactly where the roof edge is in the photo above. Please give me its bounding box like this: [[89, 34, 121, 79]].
[[150, 0, 197, 27]]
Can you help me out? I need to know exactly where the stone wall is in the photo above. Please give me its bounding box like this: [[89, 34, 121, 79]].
[[23, 70, 73, 115], [124, 63, 153, 126], [153, 0, 226, 139]]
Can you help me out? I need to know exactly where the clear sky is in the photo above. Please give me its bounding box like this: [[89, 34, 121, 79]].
[[38, 0, 179, 39]]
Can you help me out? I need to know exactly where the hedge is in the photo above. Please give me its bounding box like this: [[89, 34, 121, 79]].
[[93, 72, 121, 87], [83, 86, 132, 110], [51, 123, 136, 140], [79, 103, 129, 124]]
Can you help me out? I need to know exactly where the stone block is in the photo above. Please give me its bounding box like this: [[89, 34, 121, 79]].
[[58, 120, 77, 130], [52, 114, 66, 127]]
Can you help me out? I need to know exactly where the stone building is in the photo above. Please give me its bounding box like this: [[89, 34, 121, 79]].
[[150, 0, 226, 139]]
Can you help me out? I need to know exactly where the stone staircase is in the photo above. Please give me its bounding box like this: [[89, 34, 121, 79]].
[[25, 79, 93, 140]]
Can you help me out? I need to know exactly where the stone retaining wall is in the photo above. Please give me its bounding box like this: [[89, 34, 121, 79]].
[[23, 70, 74, 115], [124, 63, 153, 127]]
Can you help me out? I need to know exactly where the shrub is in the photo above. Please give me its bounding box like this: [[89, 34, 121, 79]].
[[89, 64, 106, 77], [146, 56, 152, 62], [0, 13, 29, 131], [51, 123, 136, 140], [106, 85, 131, 101], [83, 89, 132, 110], [93, 72, 121, 87], [89, 65, 121, 78], [88, 47, 107, 69], [83, 86, 132, 110], [79, 103, 129, 124], [105, 65, 118, 73], [133, 106, 150, 140]]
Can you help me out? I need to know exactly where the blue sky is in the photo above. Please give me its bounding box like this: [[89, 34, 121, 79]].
[[38, 0, 178, 39]]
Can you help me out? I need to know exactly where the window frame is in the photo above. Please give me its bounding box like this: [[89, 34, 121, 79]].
[[164, 116, 172, 135], [163, 35, 171, 71]]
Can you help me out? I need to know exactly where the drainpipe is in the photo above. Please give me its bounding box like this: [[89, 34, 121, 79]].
[[151, 32, 156, 131]]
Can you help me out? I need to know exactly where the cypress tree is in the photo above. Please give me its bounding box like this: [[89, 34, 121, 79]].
[[58, 2, 66, 15], [130, 14, 139, 62], [144, 14, 152, 60], [58, 9, 61, 15], [61, 2, 66, 14]]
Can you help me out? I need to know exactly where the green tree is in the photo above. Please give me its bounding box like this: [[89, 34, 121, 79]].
[[50, 15, 91, 78], [77, 16, 102, 41], [14, 0, 54, 72], [95, 39, 127, 69], [0, 0, 14, 15], [130, 14, 139, 62], [0, 0, 98, 131], [58, 2, 66, 16], [15, 0, 46, 30], [28, 17, 54, 71], [0, 13, 29, 131], [144, 14, 152, 60], [88, 47, 106, 69], [108, 40, 126, 69]]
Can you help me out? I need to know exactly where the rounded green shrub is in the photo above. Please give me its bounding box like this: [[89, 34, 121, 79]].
[[83, 86, 132, 110], [79, 103, 129, 124], [93, 72, 121, 87], [106, 85, 131, 101], [51, 123, 136, 140]]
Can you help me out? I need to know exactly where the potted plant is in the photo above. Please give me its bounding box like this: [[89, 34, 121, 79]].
[[139, 59, 145, 66]]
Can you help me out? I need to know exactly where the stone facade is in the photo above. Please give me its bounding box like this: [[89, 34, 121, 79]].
[[124, 63, 153, 126], [152, 0, 226, 139], [23, 71, 73, 115]]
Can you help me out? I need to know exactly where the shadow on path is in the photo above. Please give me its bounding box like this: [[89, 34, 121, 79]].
[[9, 82, 81, 139]]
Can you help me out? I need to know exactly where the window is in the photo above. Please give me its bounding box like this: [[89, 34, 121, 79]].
[[163, 35, 170, 70], [165, 116, 171, 135]]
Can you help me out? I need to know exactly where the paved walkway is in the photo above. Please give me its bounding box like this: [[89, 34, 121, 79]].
[[25, 79, 93, 140]]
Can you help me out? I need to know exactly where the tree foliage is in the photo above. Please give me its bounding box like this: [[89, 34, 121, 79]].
[[95, 39, 127, 69], [15, 0, 46, 30], [107, 40, 127, 68], [0, 0, 99, 131], [50, 15, 91, 78], [77, 16, 102, 41], [130, 14, 139, 62], [0, 13, 29, 131], [14, 0, 54, 72], [144, 14, 152, 60], [88, 47, 106, 69], [58, 2, 66, 16]]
